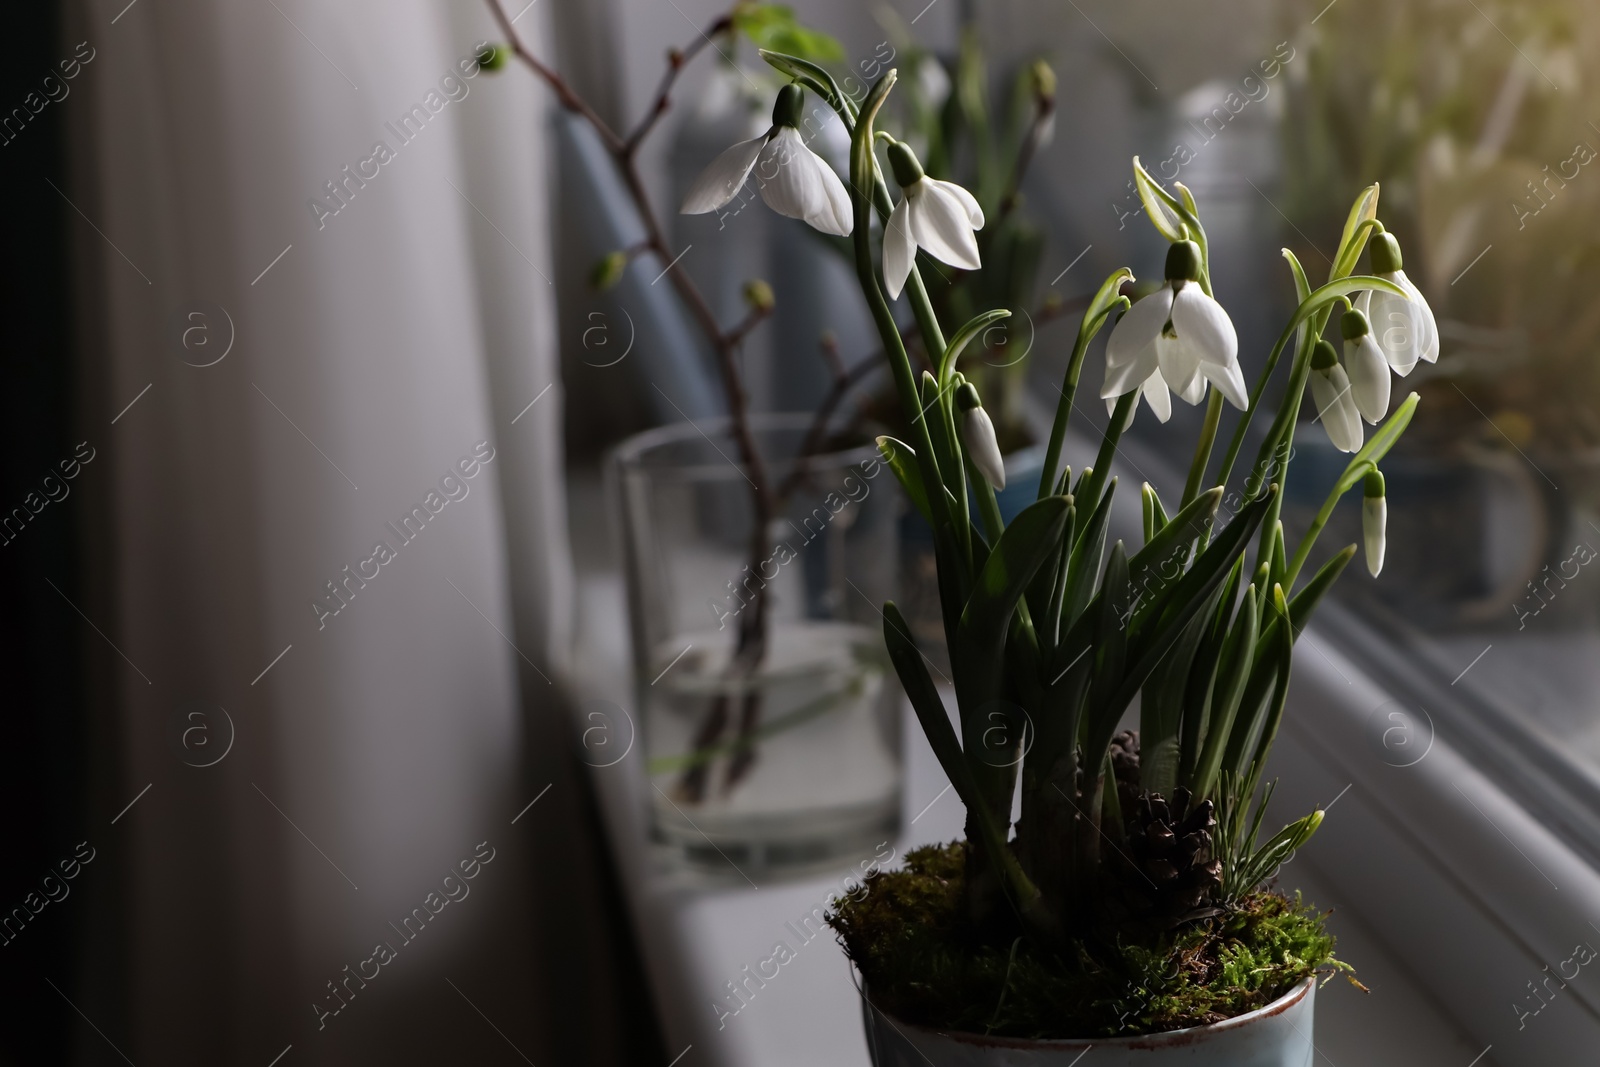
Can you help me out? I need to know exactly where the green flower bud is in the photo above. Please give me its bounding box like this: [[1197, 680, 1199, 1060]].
[[1340, 307, 1371, 340], [1164, 240, 1203, 283], [772, 83, 804, 129], [742, 278, 775, 313], [1311, 338, 1339, 370], [1370, 231, 1403, 274], [477, 43, 510, 73], [887, 139, 926, 189], [1364, 468, 1386, 499], [1030, 59, 1057, 102], [589, 250, 627, 291], [954, 382, 982, 413]]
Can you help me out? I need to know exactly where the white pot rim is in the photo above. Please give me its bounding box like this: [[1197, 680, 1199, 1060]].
[[861, 974, 1315, 1051]]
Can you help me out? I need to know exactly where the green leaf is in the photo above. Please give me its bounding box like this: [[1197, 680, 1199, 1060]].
[[1060, 478, 1115, 633], [1246, 589, 1297, 779], [960, 495, 1073, 641], [1287, 544, 1355, 635], [1140, 584, 1218, 798], [1189, 586, 1259, 801], [882, 602, 969, 794], [1084, 487, 1276, 779], [1141, 483, 1169, 545], [759, 49, 854, 123], [1331, 184, 1381, 282], [1131, 156, 1188, 241], [734, 6, 844, 62], [877, 435, 931, 525], [1077, 268, 1135, 348], [938, 308, 1012, 384], [1125, 486, 1221, 618]]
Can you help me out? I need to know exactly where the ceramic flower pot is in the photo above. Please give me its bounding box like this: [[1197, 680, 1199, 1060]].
[[860, 977, 1315, 1067]]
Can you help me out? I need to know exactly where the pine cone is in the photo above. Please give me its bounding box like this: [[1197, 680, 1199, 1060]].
[[1118, 786, 1224, 924], [1109, 730, 1141, 815]]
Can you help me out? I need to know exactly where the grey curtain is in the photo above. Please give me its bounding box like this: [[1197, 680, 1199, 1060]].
[[61, 0, 649, 1062]]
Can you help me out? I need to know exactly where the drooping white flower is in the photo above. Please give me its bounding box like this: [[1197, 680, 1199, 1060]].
[[1363, 469, 1387, 578], [1364, 231, 1438, 374], [680, 84, 853, 236], [1309, 339, 1363, 453], [916, 56, 952, 110], [882, 140, 984, 299], [1100, 240, 1246, 423], [956, 383, 1006, 490], [1341, 306, 1391, 425]]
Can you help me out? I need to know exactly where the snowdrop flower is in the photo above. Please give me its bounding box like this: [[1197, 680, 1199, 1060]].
[[680, 84, 852, 236], [1363, 229, 1438, 374], [956, 383, 1006, 490], [1101, 240, 1246, 422], [1309, 339, 1363, 453], [1363, 469, 1387, 578], [882, 139, 984, 299], [916, 56, 952, 110], [1341, 306, 1390, 424]]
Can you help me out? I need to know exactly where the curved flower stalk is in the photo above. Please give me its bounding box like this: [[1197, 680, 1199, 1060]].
[[882, 138, 985, 299], [1101, 239, 1247, 421], [1341, 305, 1391, 424], [681, 83, 853, 236], [1310, 338, 1363, 452], [1362, 228, 1438, 374]]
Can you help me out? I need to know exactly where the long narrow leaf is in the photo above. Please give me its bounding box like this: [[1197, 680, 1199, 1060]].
[[877, 436, 931, 525], [1060, 478, 1116, 633]]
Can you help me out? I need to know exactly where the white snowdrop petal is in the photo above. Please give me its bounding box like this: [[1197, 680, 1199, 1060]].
[[681, 133, 768, 214], [882, 198, 916, 299], [755, 128, 817, 222], [1363, 286, 1427, 377], [1397, 271, 1440, 363], [930, 176, 985, 229], [910, 181, 983, 270], [1170, 287, 1239, 367], [1169, 360, 1209, 405], [1140, 370, 1173, 423], [1345, 334, 1391, 424], [1311, 366, 1363, 453], [812, 149, 855, 236], [1200, 356, 1249, 411], [1101, 293, 1167, 399]]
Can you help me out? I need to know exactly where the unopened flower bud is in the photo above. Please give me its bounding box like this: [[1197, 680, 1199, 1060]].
[[589, 250, 627, 291], [956, 383, 1006, 490], [1363, 469, 1387, 578], [742, 278, 775, 313], [477, 43, 510, 73]]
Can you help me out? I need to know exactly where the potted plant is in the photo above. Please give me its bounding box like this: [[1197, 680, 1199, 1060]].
[[486, 5, 1432, 1051], [741, 49, 1424, 1060]]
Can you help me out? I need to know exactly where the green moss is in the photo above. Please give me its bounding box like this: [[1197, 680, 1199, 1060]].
[[828, 841, 1351, 1039]]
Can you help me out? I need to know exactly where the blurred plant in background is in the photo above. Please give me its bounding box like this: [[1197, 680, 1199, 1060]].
[[1281, 0, 1600, 453]]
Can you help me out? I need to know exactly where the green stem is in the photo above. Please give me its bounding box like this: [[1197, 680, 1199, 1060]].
[[1182, 390, 1224, 508], [1079, 392, 1136, 515], [847, 77, 951, 545], [1282, 460, 1370, 592]]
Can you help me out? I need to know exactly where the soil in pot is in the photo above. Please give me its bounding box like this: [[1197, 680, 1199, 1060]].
[[830, 841, 1349, 1041]]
